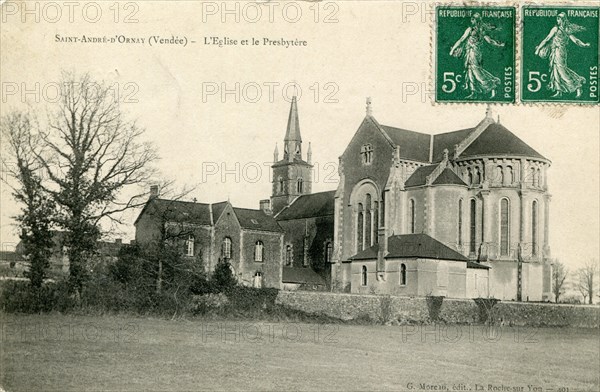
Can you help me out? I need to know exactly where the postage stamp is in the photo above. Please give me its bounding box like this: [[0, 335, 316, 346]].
[[435, 6, 516, 103], [521, 6, 600, 104]]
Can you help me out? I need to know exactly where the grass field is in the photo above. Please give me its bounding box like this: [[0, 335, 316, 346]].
[[1, 314, 598, 392]]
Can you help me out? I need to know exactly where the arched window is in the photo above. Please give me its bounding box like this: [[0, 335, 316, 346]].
[[361, 265, 367, 286], [409, 199, 416, 234], [365, 194, 372, 247], [357, 203, 364, 251], [278, 177, 284, 193], [532, 200, 538, 256], [254, 241, 264, 262], [253, 271, 263, 288], [500, 198, 510, 256], [297, 178, 303, 193], [496, 166, 504, 185], [361, 144, 373, 164], [222, 237, 232, 259], [469, 199, 476, 254], [186, 235, 194, 256], [458, 199, 463, 246], [325, 242, 333, 263], [285, 245, 293, 266], [373, 201, 379, 244], [400, 263, 407, 285]]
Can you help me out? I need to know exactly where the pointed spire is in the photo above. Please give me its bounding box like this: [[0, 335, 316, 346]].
[[284, 96, 301, 142], [307, 142, 312, 164], [366, 97, 373, 116], [274, 143, 279, 162]]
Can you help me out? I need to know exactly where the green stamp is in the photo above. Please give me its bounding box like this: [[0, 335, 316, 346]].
[[521, 6, 599, 104], [435, 7, 516, 103]]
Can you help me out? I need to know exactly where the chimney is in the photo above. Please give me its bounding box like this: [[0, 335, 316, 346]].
[[149, 185, 159, 199], [259, 199, 272, 215]]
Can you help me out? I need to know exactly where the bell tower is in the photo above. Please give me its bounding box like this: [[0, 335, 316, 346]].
[[271, 96, 313, 215]]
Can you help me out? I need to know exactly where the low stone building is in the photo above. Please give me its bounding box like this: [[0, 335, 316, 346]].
[[348, 233, 490, 297]]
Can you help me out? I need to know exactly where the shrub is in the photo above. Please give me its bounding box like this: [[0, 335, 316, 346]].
[[426, 295, 444, 322], [473, 297, 500, 324], [0, 279, 73, 313], [211, 259, 237, 293]]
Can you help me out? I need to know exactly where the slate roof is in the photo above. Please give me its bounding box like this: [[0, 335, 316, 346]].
[[460, 123, 547, 161], [276, 190, 336, 220], [233, 207, 283, 232], [380, 125, 431, 162], [404, 165, 437, 187], [135, 198, 212, 226], [284, 96, 301, 142], [135, 198, 282, 233], [375, 119, 546, 164], [272, 157, 312, 167], [431, 128, 474, 162], [282, 267, 327, 285], [350, 234, 469, 262], [466, 261, 490, 270], [211, 201, 228, 222], [432, 168, 467, 186]]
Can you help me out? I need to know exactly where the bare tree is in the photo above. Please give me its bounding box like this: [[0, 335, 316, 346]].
[[576, 260, 598, 305], [4, 72, 158, 295], [1, 112, 55, 288], [551, 260, 569, 303]]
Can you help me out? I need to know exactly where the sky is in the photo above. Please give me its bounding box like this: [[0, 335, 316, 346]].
[[1, 1, 598, 273]]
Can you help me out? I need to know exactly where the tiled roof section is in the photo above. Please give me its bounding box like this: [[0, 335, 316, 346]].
[[282, 267, 327, 285], [142, 198, 212, 226], [460, 123, 547, 160], [275, 190, 336, 220], [350, 234, 469, 262], [467, 261, 490, 269], [404, 165, 437, 187], [0, 251, 26, 262], [432, 168, 467, 186], [233, 207, 283, 232], [380, 125, 431, 162], [431, 128, 475, 162]]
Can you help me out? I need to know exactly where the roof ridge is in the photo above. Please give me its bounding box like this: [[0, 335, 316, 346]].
[[453, 116, 495, 159]]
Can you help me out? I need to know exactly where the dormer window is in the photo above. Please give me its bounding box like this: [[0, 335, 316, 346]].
[[361, 144, 373, 165]]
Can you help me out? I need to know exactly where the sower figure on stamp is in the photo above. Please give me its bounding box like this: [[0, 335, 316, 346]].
[[449, 13, 505, 99], [535, 12, 590, 98]]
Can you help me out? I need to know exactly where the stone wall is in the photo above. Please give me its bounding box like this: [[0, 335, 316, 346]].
[[276, 291, 599, 328]]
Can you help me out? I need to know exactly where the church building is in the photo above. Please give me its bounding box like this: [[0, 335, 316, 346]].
[[267, 98, 552, 301]]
